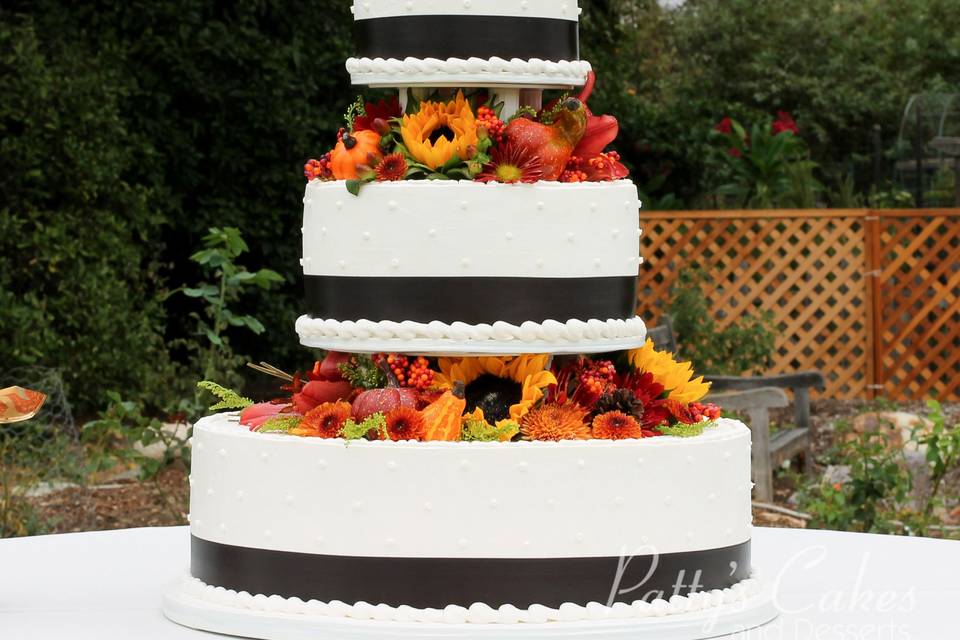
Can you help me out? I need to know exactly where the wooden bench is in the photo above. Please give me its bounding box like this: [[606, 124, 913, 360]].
[[647, 317, 826, 501]]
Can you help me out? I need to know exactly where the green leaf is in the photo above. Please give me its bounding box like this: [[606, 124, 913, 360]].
[[196, 381, 253, 411], [259, 415, 302, 433], [657, 421, 709, 438], [183, 284, 218, 298], [204, 328, 223, 346], [345, 179, 362, 196]]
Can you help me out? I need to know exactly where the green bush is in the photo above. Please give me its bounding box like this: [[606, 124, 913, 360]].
[[1, 2, 354, 416], [580, 0, 960, 207], [667, 271, 777, 375]]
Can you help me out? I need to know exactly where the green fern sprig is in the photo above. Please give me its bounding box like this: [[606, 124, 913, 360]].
[[344, 95, 366, 131], [196, 380, 253, 411]]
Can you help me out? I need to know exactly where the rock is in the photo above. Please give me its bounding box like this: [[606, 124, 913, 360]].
[[133, 421, 191, 461], [821, 465, 851, 486], [847, 412, 933, 452]]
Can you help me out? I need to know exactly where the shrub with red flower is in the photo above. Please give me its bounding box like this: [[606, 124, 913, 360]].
[[771, 111, 799, 136]]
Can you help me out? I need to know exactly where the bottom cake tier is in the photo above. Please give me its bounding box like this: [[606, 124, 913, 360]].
[[176, 412, 763, 609]]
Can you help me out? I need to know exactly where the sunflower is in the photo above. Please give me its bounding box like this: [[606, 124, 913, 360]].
[[384, 406, 426, 441], [475, 141, 543, 184], [292, 401, 352, 438], [627, 340, 710, 403], [401, 91, 479, 170], [592, 411, 645, 440], [375, 153, 407, 181], [520, 403, 591, 441], [435, 355, 556, 423]]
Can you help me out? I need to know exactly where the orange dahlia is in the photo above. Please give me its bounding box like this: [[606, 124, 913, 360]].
[[375, 153, 407, 181], [384, 406, 426, 441], [592, 411, 645, 440], [293, 401, 352, 438], [519, 403, 591, 441]]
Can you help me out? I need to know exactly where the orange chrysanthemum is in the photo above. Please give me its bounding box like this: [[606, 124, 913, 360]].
[[592, 411, 645, 440], [384, 406, 426, 441], [519, 403, 591, 441], [293, 401, 352, 438]]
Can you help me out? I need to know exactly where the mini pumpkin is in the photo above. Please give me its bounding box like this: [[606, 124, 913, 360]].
[[352, 384, 418, 421], [330, 130, 383, 180]]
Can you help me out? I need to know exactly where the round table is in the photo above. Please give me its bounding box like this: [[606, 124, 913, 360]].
[[0, 526, 955, 638]]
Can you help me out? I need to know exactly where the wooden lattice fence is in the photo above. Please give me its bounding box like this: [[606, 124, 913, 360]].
[[637, 209, 960, 400]]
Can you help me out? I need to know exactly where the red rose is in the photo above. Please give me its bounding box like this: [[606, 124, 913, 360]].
[[715, 117, 734, 134], [772, 111, 799, 135]]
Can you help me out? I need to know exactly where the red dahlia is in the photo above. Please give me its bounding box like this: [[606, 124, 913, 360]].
[[375, 153, 408, 181], [476, 142, 543, 184]]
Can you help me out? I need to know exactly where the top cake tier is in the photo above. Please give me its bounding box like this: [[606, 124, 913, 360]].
[[347, 0, 590, 88]]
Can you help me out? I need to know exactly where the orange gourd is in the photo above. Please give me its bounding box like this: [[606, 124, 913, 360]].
[[330, 130, 383, 180], [421, 383, 466, 441]]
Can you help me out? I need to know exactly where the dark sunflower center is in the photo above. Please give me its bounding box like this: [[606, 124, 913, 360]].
[[429, 125, 455, 145], [465, 374, 522, 423]]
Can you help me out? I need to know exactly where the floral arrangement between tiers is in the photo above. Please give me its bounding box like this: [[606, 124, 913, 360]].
[[199, 341, 721, 443], [303, 72, 628, 195]]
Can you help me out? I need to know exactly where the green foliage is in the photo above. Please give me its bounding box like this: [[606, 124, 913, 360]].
[[341, 413, 387, 441], [710, 117, 822, 208], [2, 1, 354, 416], [81, 391, 190, 480], [338, 356, 388, 390], [259, 415, 302, 433], [196, 381, 253, 411], [798, 403, 960, 536], [917, 400, 960, 521], [579, 0, 960, 206], [461, 418, 519, 442], [657, 421, 708, 438], [0, 14, 177, 416], [667, 271, 777, 375], [178, 227, 283, 387]]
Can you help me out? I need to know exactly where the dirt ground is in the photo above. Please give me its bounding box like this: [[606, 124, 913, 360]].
[[21, 399, 960, 535]]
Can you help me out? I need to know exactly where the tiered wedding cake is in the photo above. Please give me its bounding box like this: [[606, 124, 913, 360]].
[[163, 2, 777, 638]]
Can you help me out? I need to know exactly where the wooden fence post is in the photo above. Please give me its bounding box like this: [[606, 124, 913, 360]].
[[865, 211, 885, 399]]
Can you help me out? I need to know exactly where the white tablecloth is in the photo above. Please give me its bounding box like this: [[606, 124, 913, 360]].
[[0, 526, 956, 639]]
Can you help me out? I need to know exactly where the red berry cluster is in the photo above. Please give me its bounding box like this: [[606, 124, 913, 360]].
[[304, 153, 334, 181], [579, 359, 617, 397], [373, 354, 436, 391], [476, 106, 505, 143], [689, 402, 722, 422]]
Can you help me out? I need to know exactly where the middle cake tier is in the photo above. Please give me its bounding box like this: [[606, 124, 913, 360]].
[[299, 179, 646, 355]]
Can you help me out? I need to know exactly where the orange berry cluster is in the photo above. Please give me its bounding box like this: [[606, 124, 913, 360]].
[[579, 359, 617, 397], [559, 154, 589, 183], [689, 402, 722, 421], [373, 354, 435, 390], [477, 106, 505, 143], [304, 153, 334, 181], [587, 150, 621, 173]]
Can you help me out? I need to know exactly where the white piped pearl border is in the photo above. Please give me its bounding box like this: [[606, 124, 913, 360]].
[[179, 574, 762, 624], [346, 56, 592, 87], [296, 316, 647, 355]]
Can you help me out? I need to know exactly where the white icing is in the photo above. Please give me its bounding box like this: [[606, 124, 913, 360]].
[[303, 180, 641, 278], [351, 0, 582, 21], [297, 316, 646, 346], [189, 414, 753, 558], [346, 56, 591, 87], [178, 574, 762, 623]]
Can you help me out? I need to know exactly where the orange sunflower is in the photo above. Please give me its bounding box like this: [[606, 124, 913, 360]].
[[400, 91, 479, 170]]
